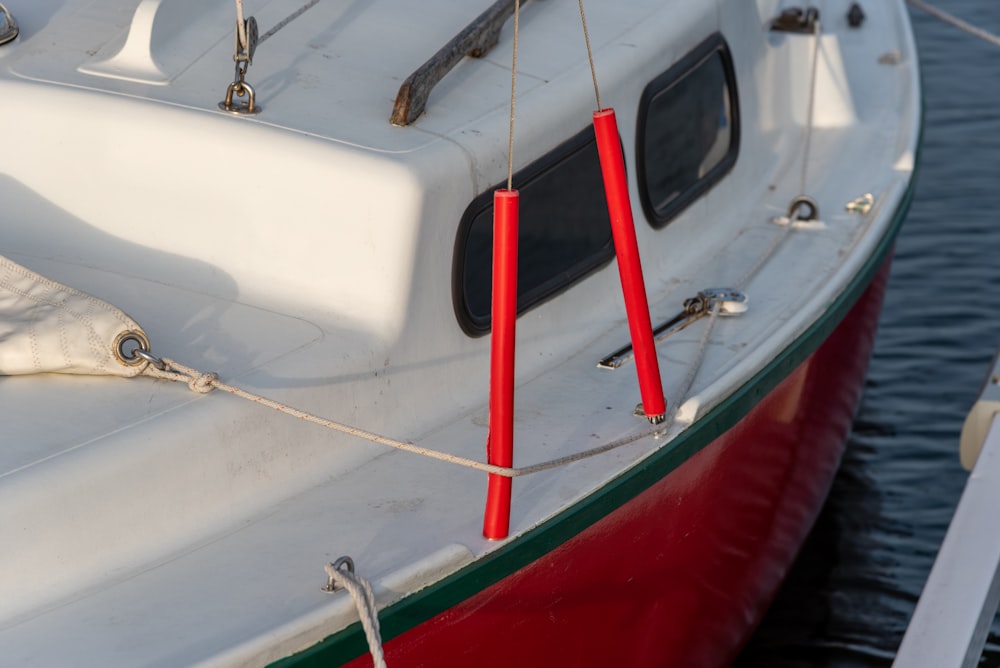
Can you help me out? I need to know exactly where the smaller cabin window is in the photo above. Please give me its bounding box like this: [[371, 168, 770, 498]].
[[637, 33, 740, 227], [454, 127, 615, 336]]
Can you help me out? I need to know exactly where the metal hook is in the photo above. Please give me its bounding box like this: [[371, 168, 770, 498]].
[[322, 556, 356, 593]]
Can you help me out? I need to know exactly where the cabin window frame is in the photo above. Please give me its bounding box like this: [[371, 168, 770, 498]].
[[636, 32, 741, 228], [453, 126, 616, 337]]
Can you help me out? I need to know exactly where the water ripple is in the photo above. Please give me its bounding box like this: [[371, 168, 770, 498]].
[[739, 2, 1000, 665]]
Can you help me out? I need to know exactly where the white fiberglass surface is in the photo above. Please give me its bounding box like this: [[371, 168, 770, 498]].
[[5, 0, 688, 152], [0, 0, 921, 664]]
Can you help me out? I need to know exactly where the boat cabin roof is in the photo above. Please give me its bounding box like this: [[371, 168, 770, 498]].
[[4, 0, 715, 156]]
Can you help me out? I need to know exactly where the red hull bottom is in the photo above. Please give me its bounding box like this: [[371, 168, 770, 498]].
[[350, 260, 891, 668]]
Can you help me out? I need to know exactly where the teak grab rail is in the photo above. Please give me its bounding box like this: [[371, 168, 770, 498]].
[[390, 0, 533, 127]]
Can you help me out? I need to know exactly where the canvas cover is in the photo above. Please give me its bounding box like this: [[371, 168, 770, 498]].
[[0, 255, 148, 376]]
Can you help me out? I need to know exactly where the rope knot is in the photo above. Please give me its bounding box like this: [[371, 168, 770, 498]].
[[188, 372, 218, 394]]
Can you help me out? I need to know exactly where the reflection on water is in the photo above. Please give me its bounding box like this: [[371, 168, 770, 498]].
[[737, 2, 1000, 665]]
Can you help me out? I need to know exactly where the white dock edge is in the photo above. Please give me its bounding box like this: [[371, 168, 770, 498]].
[[894, 352, 1000, 668]]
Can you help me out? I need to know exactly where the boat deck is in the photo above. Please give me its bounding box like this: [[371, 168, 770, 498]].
[[0, 1, 921, 665]]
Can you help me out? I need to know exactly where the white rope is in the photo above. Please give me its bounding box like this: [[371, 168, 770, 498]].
[[907, 0, 1000, 49], [138, 297, 742, 477], [141, 0, 819, 481], [143, 359, 514, 475], [234, 0, 247, 53], [324, 562, 386, 668], [139, 192, 806, 480], [138, 237, 802, 480], [142, 358, 675, 477], [672, 304, 719, 405], [143, 358, 667, 478]]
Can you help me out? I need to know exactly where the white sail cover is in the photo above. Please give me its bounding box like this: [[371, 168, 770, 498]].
[[0, 255, 148, 377]]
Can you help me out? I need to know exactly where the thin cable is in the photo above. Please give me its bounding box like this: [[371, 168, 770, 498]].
[[506, 0, 520, 191], [799, 20, 821, 196], [235, 0, 323, 50], [259, 0, 321, 45], [577, 0, 602, 110]]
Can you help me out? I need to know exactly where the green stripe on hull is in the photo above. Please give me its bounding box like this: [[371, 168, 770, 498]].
[[271, 161, 920, 667]]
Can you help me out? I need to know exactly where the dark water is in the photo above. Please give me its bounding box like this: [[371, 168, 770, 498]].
[[737, 3, 1000, 666]]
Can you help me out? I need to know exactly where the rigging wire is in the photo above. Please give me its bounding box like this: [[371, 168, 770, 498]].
[[906, 0, 1000, 49], [233, 0, 323, 50], [506, 0, 520, 191], [799, 19, 821, 200], [576, 0, 602, 110], [259, 0, 322, 46]]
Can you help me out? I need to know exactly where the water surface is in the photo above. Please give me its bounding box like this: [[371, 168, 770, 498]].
[[738, 2, 1000, 665]]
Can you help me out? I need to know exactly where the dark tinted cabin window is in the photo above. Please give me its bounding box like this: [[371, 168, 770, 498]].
[[454, 126, 614, 336], [637, 33, 739, 227]]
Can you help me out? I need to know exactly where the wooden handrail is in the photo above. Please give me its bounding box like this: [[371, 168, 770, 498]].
[[390, 0, 531, 127]]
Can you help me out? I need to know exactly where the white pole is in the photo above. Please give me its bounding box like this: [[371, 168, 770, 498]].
[[894, 412, 1000, 667]]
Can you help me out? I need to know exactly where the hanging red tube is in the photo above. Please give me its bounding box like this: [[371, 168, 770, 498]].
[[592, 108, 666, 421], [483, 189, 519, 540]]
